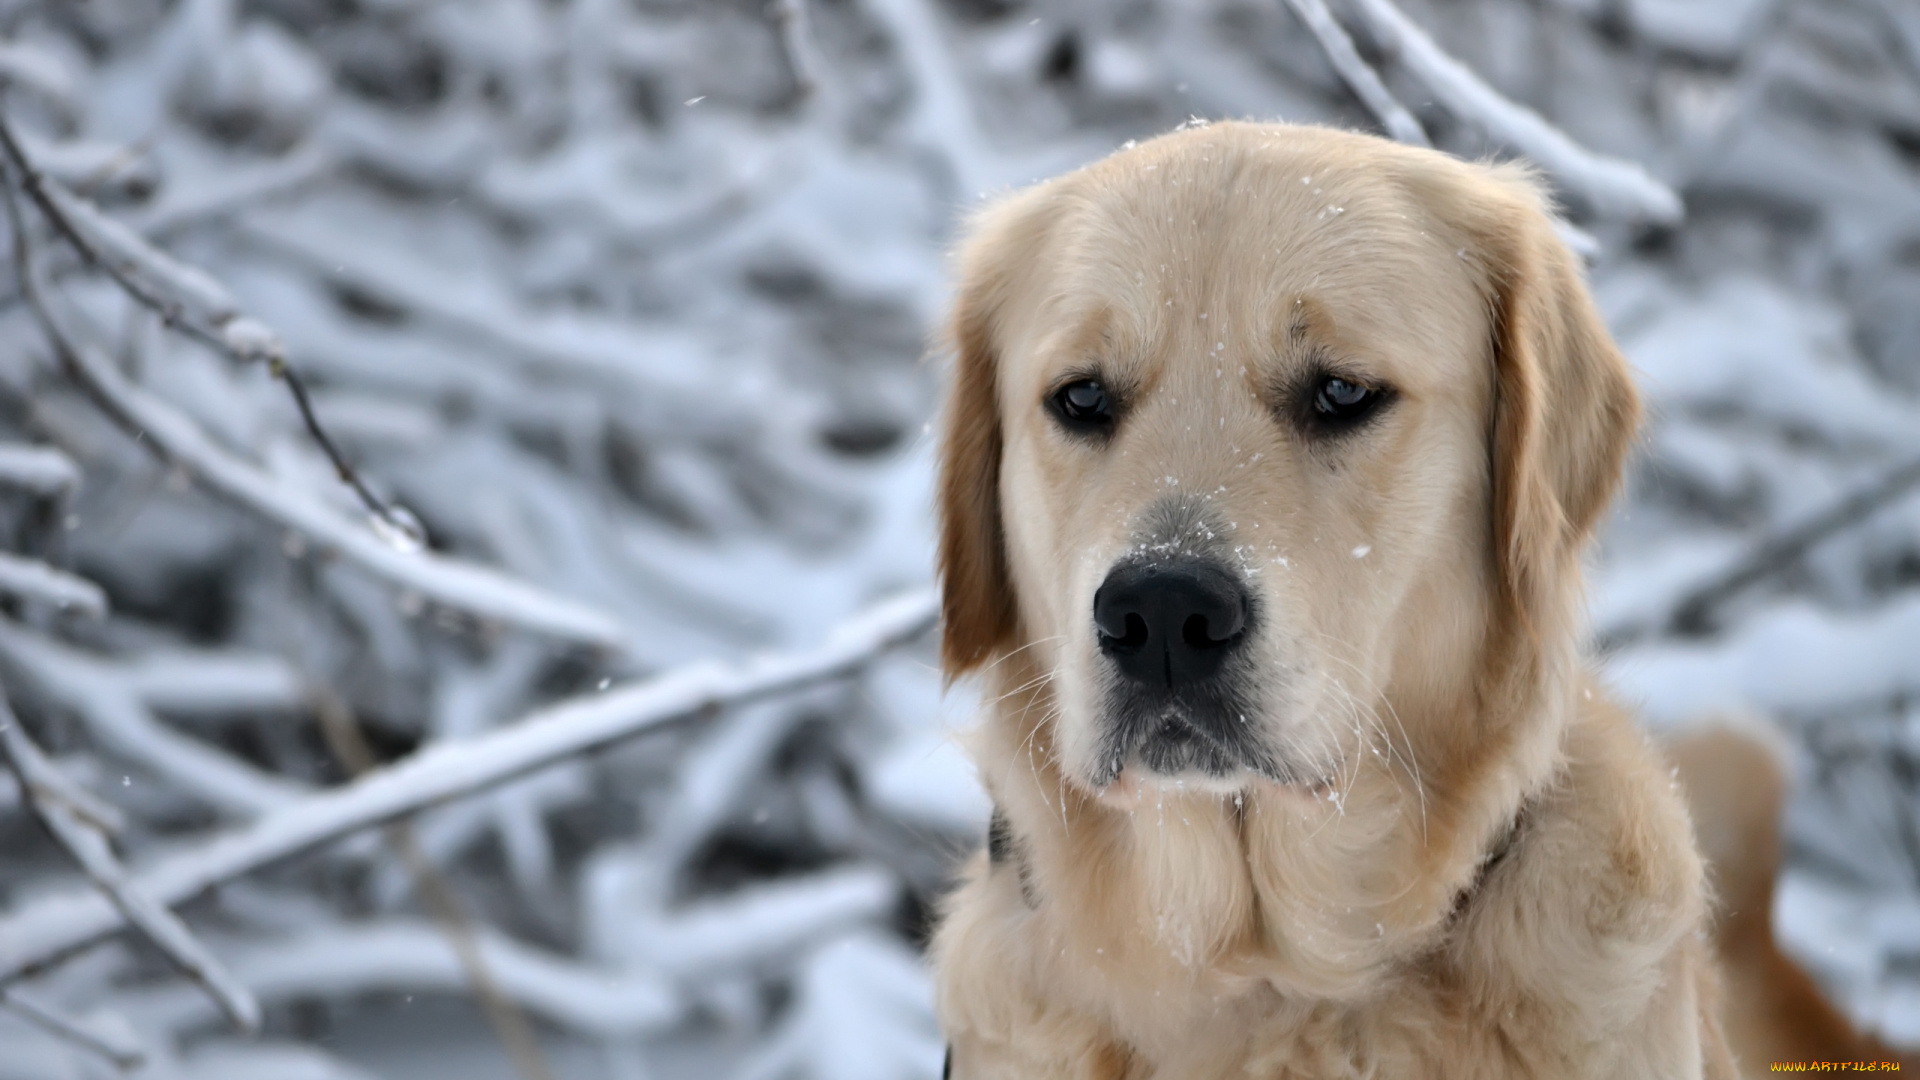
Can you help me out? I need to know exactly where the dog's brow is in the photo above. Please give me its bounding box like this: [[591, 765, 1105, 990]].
[[1284, 294, 1338, 344]]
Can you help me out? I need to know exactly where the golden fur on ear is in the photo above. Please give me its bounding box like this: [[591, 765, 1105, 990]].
[[936, 188, 1058, 677], [1474, 172, 1642, 631]]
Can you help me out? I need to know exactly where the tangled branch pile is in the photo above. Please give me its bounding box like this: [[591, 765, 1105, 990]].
[[0, 0, 1912, 1075]]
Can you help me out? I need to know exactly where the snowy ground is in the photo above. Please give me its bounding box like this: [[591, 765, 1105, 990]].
[[0, 0, 1914, 1076]]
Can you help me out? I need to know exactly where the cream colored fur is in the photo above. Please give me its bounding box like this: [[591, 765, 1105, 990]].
[[929, 122, 1737, 1079]]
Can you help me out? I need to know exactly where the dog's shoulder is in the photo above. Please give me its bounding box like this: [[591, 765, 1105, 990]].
[[1532, 682, 1707, 931], [1437, 674, 1716, 1072]]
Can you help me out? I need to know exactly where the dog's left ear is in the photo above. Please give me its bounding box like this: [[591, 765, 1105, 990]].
[[1469, 169, 1642, 629], [936, 185, 1060, 678]]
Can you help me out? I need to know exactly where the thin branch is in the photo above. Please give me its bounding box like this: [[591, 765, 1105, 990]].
[[0, 701, 261, 1032], [771, 0, 823, 103], [313, 691, 558, 1080], [127, 141, 335, 240], [119, 864, 894, 1039], [0, 181, 629, 649], [0, 144, 335, 317], [118, 916, 681, 1039], [0, 111, 423, 549], [0, 717, 121, 835], [230, 216, 757, 441], [861, 0, 1013, 196], [1605, 452, 1920, 647], [0, 619, 307, 817], [1343, 0, 1684, 224], [0, 987, 146, 1071], [1283, 0, 1430, 146], [0, 552, 105, 618], [0, 587, 937, 988]]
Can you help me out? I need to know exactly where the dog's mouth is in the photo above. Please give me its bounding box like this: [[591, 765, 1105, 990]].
[[1138, 713, 1255, 776], [1089, 706, 1337, 808], [1090, 694, 1291, 788]]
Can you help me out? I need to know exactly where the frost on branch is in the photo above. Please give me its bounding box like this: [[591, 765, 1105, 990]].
[[0, 0, 1911, 1076]]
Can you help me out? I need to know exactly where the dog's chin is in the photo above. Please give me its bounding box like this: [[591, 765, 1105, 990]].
[[1083, 711, 1313, 808], [1090, 760, 1337, 811], [1092, 764, 1248, 809]]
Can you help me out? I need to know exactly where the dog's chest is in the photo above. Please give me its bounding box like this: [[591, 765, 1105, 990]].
[[1101, 969, 1530, 1080]]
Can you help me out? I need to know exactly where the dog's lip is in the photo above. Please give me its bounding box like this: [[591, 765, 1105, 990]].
[[1089, 763, 1336, 810]]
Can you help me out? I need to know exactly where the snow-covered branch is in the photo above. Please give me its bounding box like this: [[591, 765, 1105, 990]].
[[0, 587, 936, 987], [1603, 451, 1920, 647], [0, 445, 79, 496], [1284, 0, 1429, 146], [0, 699, 261, 1033], [117, 865, 894, 1039], [0, 987, 147, 1071], [0, 552, 105, 618], [0, 112, 422, 545], [3, 188, 629, 648], [123, 917, 680, 1039], [1343, 0, 1684, 224], [0, 618, 308, 817]]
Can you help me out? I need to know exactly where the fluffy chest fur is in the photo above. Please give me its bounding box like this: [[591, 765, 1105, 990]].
[[936, 669, 1711, 1080]]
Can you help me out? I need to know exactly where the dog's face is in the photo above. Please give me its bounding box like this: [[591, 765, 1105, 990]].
[[940, 123, 1638, 806], [993, 136, 1495, 798]]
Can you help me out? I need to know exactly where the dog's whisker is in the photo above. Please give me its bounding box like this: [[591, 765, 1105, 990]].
[[1310, 633, 1429, 844], [975, 634, 1069, 690]]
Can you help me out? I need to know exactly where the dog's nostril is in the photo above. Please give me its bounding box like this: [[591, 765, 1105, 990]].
[[1099, 612, 1150, 652], [1183, 613, 1239, 649]]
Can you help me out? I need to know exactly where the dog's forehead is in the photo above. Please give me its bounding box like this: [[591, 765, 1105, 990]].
[[1032, 129, 1487, 386]]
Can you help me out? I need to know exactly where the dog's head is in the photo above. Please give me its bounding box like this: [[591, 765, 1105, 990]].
[[937, 123, 1637, 804]]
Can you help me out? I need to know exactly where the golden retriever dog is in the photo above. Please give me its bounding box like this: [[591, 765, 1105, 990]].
[[928, 121, 1895, 1079]]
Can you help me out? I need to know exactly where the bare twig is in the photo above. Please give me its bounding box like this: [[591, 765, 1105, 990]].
[[771, 0, 823, 103], [313, 691, 558, 1080], [0, 701, 261, 1032], [0, 180, 629, 649], [1283, 0, 1429, 146], [0, 987, 146, 1070], [1606, 452, 1920, 647], [1343, 0, 1684, 224], [0, 587, 936, 987], [0, 111, 423, 549]]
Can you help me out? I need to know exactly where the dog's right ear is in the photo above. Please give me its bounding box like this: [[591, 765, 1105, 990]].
[[937, 187, 1058, 678]]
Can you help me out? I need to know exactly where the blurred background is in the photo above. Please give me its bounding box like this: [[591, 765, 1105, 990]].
[[0, 0, 1914, 1076]]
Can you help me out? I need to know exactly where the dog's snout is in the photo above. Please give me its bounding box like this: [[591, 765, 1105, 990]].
[[1093, 558, 1250, 688]]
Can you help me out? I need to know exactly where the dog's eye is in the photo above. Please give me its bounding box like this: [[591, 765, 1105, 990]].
[[1049, 378, 1115, 433], [1309, 374, 1385, 427]]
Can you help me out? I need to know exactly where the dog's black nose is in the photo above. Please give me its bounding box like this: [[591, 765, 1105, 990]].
[[1093, 557, 1249, 689]]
